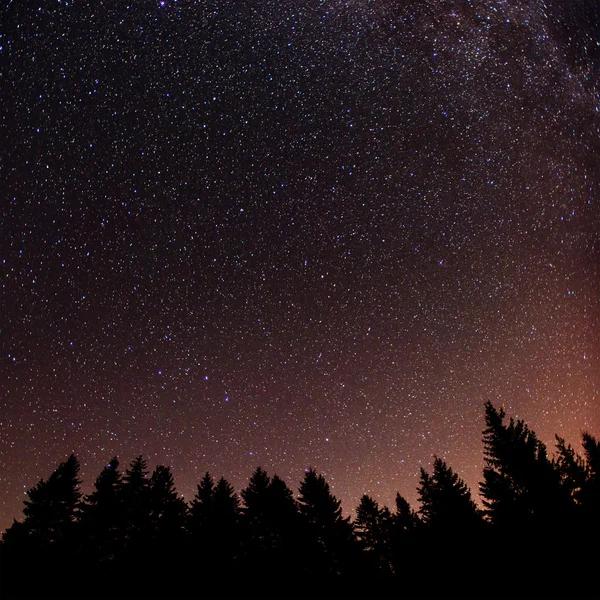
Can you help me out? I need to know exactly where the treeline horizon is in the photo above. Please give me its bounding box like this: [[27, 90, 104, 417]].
[[1, 401, 598, 597]]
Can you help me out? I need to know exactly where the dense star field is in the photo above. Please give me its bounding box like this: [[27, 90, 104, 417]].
[[1, 0, 598, 532]]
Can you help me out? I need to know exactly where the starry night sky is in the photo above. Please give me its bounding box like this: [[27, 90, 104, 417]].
[[1, 0, 598, 531]]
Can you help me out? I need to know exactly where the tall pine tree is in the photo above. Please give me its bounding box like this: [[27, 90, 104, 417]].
[[188, 471, 215, 539], [79, 457, 124, 562], [388, 493, 421, 580], [354, 495, 392, 575], [240, 466, 272, 559], [480, 401, 569, 532], [298, 469, 357, 578], [417, 457, 481, 533], [1, 455, 82, 594], [121, 455, 152, 553], [21, 454, 82, 549], [148, 465, 187, 546]]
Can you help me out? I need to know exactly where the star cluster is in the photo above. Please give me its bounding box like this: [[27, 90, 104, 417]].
[[1, 0, 598, 530]]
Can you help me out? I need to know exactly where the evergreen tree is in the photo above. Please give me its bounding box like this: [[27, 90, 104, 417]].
[[1, 454, 82, 595], [388, 493, 420, 580], [185, 472, 240, 585], [265, 474, 303, 567], [578, 432, 600, 572], [480, 401, 569, 531], [417, 457, 481, 533], [393, 493, 420, 535], [148, 465, 187, 542], [297, 468, 357, 577], [211, 476, 241, 566], [355, 495, 388, 551], [21, 454, 82, 549], [354, 495, 392, 575], [241, 466, 271, 527], [582, 432, 600, 475], [188, 471, 215, 538], [121, 456, 151, 551], [555, 436, 587, 504], [240, 467, 272, 559], [213, 476, 241, 531], [554, 433, 600, 555], [578, 432, 600, 532], [79, 457, 124, 561], [268, 474, 298, 523]]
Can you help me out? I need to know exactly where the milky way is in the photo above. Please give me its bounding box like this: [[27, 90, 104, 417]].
[[1, 0, 598, 531]]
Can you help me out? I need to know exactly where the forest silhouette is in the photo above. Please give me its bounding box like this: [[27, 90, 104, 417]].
[[1, 402, 598, 597]]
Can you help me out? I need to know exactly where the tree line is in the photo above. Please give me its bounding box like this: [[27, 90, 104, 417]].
[[1, 402, 598, 597]]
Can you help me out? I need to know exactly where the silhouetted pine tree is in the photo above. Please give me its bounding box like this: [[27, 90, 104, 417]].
[[265, 474, 305, 578], [388, 493, 421, 580], [354, 495, 392, 575], [416, 457, 484, 590], [577, 432, 600, 582], [555, 436, 588, 506], [1, 455, 82, 594], [240, 467, 302, 575], [298, 468, 357, 578], [28, 454, 81, 541], [188, 471, 215, 540], [241, 467, 271, 531], [9, 455, 82, 552], [477, 402, 590, 595], [79, 457, 124, 562], [480, 401, 569, 532], [182, 472, 240, 588], [148, 464, 187, 558], [268, 474, 299, 525], [554, 433, 600, 557], [212, 476, 241, 558], [240, 466, 272, 561], [392, 493, 420, 535], [121, 456, 152, 554], [580, 432, 600, 522], [418, 457, 481, 533]]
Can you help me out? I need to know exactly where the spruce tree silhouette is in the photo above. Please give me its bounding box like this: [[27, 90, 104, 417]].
[[241, 467, 271, 532], [211, 476, 241, 566], [559, 431, 600, 577], [121, 456, 152, 558], [184, 472, 240, 590], [556, 436, 587, 502], [392, 493, 420, 536], [388, 493, 420, 582], [417, 457, 481, 533], [240, 466, 272, 564], [478, 402, 583, 595], [265, 474, 305, 580], [417, 457, 483, 591], [1, 455, 82, 594], [79, 457, 124, 563], [297, 468, 357, 580], [355, 494, 392, 576], [188, 471, 215, 540], [554, 435, 594, 550], [213, 476, 241, 527], [24, 454, 82, 547], [580, 432, 600, 521], [149, 465, 187, 545], [480, 401, 569, 532], [188, 470, 215, 570], [240, 466, 303, 578]]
